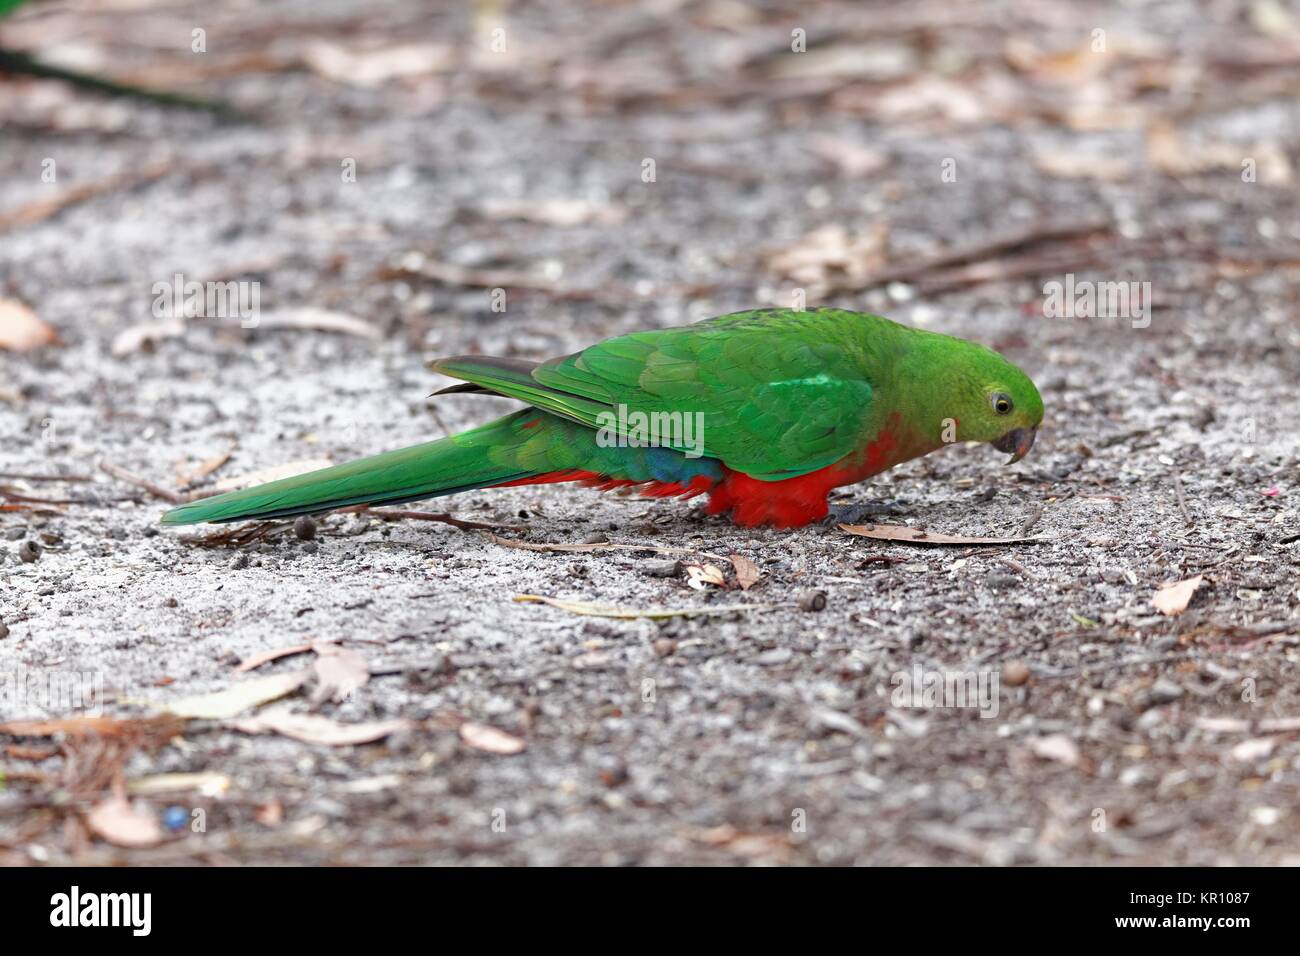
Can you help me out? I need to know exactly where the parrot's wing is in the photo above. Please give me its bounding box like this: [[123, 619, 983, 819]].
[[430, 309, 876, 480]]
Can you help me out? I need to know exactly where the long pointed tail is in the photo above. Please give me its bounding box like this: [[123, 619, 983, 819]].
[[161, 412, 535, 525]]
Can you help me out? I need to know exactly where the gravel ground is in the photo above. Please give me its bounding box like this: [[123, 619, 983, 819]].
[[1, 0, 1299, 865]]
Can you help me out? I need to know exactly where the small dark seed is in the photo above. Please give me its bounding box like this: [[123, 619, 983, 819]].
[[163, 597, 178, 609], [0, 623, 9, 639], [293, 516, 318, 540], [797, 589, 827, 612]]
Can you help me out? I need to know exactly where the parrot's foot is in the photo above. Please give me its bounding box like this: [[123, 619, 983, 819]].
[[824, 500, 910, 526]]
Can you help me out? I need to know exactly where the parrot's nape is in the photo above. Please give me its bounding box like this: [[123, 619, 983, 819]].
[[162, 308, 1044, 530]]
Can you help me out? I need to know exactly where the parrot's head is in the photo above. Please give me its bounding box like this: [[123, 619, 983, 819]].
[[926, 338, 1044, 464], [965, 346, 1042, 463]]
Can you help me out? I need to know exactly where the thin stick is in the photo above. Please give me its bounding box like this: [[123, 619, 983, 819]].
[[485, 532, 729, 562], [0, 472, 91, 483], [1172, 473, 1193, 528], [353, 507, 527, 533], [98, 461, 186, 503]]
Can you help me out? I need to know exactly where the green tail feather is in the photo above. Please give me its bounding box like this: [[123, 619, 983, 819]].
[[161, 413, 533, 525]]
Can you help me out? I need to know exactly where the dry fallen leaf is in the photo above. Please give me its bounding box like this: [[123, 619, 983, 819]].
[[231, 711, 412, 746], [162, 670, 309, 719], [480, 198, 626, 227], [765, 223, 888, 290], [235, 643, 313, 673], [803, 134, 887, 177], [460, 721, 526, 755], [255, 799, 284, 826], [0, 299, 59, 352], [1230, 736, 1278, 762], [684, 563, 728, 590], [514, 594, 785, 619], [110, 318, 184, 357], [128, 772, 230, 797], [257, 308, 382, 339], [839, 523, 1048, 546], [1147, 124, 1292, 184], [309, 642, 369, 705], [86, 793, 164, 848], [0, 715, 184, 739], [1033, 150, 1133, 182], [729, 554, 761, 591], [1030, 733, 1081, 767], [1151, 574, 1203, 617], [301, 41, 453, 87]]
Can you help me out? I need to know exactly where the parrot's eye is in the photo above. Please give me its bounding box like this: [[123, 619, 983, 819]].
[[991, 392, 1014, 415]]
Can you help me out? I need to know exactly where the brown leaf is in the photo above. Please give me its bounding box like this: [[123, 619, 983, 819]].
[[86, 793, 163, 848], [1151, 574, 1203, 616], [803, 135, 887, 177], [460, 721, 526, 755], [480, 198, 626, 227], [161, 670, 309, 719], [255, 799, 284, 826], [309, 643, 369, 705], [231, 711, 412, 746], [765, 223, 888, 290], [514, 594, 786, 619], [301, 41, 454, 88], [110, 318, 184, 357], [257, 308, 381, 339], [1230, 736, 1278, 762], [128, 772, 230, 797], [839, 523, 1048, 546], [684, 562, 728, 590], [235, 643, 313, 673], [1029, 733, 1081, 767], [729, 554, 761, 591], [0, 715, 184, 739], [0, 299, 59, 352]]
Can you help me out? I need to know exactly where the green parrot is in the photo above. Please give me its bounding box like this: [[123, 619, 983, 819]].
[[162, 308, 1044, 530]]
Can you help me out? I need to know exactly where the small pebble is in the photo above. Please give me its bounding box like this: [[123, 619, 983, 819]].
[[293, 516, 318, 540], [653, 638, 677, 657], [301, 541, 318, 554], [3, 528, 24, 541], [581, 532, 609, 545], [0, 623, 8, 639], [230, 553, 249, 570], [163, 597, 178, 609], [797, 589, 827, 612], [986, 573, 1019, 590], [1147, 678, 1184, 706], [1002, 660, 1031, 686], [18, 541, 40, 563], [642, 559, 681, 578]]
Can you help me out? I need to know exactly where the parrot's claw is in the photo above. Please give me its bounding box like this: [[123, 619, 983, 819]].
[[824, 500, 910, 526]]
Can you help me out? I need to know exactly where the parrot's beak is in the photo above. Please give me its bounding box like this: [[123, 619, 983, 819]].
[[992, 426, 1037, 464]]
